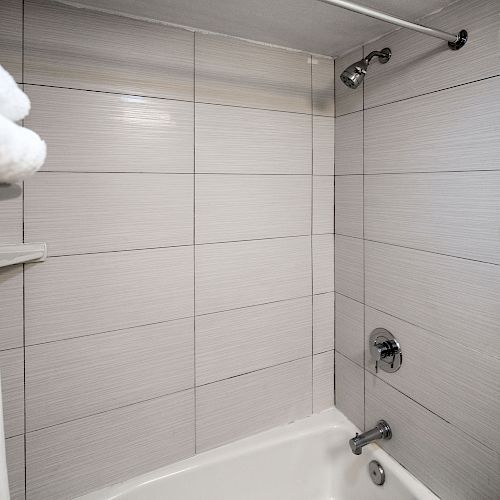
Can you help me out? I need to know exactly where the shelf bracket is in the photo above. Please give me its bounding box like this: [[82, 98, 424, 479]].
[[0, 243, 47, 269]]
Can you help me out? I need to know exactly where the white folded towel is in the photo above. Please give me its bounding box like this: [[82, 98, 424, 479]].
[[0, 64, 30, 122], [0, 113, 46, 184]]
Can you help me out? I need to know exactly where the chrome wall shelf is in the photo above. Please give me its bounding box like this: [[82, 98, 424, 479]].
[[0, 243, 47, 268]]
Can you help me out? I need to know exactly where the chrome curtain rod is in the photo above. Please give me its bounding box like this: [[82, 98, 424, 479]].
[[317, 0, 467, 50]]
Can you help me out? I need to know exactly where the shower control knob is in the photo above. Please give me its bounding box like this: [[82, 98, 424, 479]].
[[369, 328, 402, 373]]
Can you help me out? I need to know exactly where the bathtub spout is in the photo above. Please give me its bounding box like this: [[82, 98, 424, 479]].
[[349, 420, 392, 455]]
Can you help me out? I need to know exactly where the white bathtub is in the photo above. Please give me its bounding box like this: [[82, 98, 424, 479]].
[[78, 408, 438, 500]]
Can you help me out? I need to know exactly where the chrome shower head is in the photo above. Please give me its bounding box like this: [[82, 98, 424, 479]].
[[340, 48, 391, 89]]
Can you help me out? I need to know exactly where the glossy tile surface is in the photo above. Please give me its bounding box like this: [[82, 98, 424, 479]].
[[196, 33, 311, 113], [312, 57, 335, 117], [335, 175, 363, 238], [26, 318, 194, 431], [24, 0, 194, 99], [365, 373, 500, 500], [196, 298, 311, 385], [0, 0, 22, 81], [364, 0, 500, 108], [196, 174, 310, 243], [25, 172, 193, 256], [196, 237, 311, 315], [334, 112, 363, 175], [0, 348, 24, 439], [365, 306, 500, 452], [365, 77, 500, 174], [25, 247, 194, 344], [335, 294, 363, 367], [26, 85, 194, 173], [196, 103, 311, 174], [313, 116, 335, 175], [334, 235, 363, 302], [0, 266, 23, 351], [365, 171, 500, 264], [0, 184, 22, 245], [313, 176, 334, 235], [335, 352, 364, 431], [26, 390, 195, 500], [196, 358, 311, 452], [313, 292, 334, 354], [313, 351, 334, 413], [312, 234, 334, 294], [365, 241, 500, 357], [5, 435, 24, 500]]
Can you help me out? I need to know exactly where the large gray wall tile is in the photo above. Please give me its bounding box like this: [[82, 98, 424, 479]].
[[25, 247, 194, 344], [0, 348, 24, 439], [313, 116, 334, 175], [25, 86, 194, 173], [335, 294, 364, 367], [196, 174, 310, 243], [196, 103, 311, 174], [195, 33, 311, 113], [0, 184, 22, 245], [313, 176, 334, 235], [365, 241, 500, 357], [313, 292, 334, 354], [25, 172, 193, 256], [364, 0, 500, 108], [24, 0, 194, 99], [335, 175, 363, 238], [334, 235, 363, 302], [365, 171, 500, 264], [312, 57, 335, 117], [6, 435, 24, 500], [365, 77, 500, 174], [334, 48, 364, 116], [26, 318, 194, 431], [196, 298, 311, 385], [365, 373, 500, 500], [335, 352, 364, 431], [196, 237, 310, 315], [26, 390, 195, 500], [0, 265, 23, 351], [365, 306, 500, 453], [334, 112, 363, 175], [0, 0, 22, 82], [313, 234, 334, 294], [313, 351, 334, 413], [196, 358, 311, 452]]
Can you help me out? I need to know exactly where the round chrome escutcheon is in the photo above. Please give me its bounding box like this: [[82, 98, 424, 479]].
[[369, 460, 386, 486]]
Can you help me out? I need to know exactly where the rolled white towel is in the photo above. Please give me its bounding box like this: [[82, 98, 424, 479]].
[[0, 113, 46, 184], [0, 64, 30, 122]]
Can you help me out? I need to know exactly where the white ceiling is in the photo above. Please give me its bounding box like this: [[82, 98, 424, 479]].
[[70, 0, 455, 57]]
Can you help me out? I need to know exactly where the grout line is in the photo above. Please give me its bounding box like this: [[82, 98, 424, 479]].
[[336, 168, 500, 176], [22, 82, 316, 117], [193, 31, 197, 455], [21, 1, 27, 492], [24, 294, 315, 349], [335, 73, 500, 118], [37, 171, 317, 176], [361, 52, 366, 433], [27, 356, 312, 436], [310, 55, 314, 413], [333, 56, 336, 409]]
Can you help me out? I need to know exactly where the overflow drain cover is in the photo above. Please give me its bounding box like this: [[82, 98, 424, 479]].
[[369, 460, 386, 486]]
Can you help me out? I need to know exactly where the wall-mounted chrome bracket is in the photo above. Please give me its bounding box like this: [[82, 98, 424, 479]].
[[369, 328, 402, 373]]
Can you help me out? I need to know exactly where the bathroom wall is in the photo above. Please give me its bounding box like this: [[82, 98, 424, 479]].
[[0, 0, 335, 498], [334, 0, 500, 498]]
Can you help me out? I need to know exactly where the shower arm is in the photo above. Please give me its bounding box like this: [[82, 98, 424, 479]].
[[316, 0, 467, 50]]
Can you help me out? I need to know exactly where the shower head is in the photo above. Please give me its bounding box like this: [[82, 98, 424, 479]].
[[340, 48, 391, 89]]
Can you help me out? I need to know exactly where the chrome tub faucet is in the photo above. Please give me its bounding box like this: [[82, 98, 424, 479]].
[[349, 420, 392, 455]]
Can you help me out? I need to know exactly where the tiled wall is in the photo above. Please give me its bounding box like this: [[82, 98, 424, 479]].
[[0, 0, 335, 498], [334, 0, 500, 498]]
